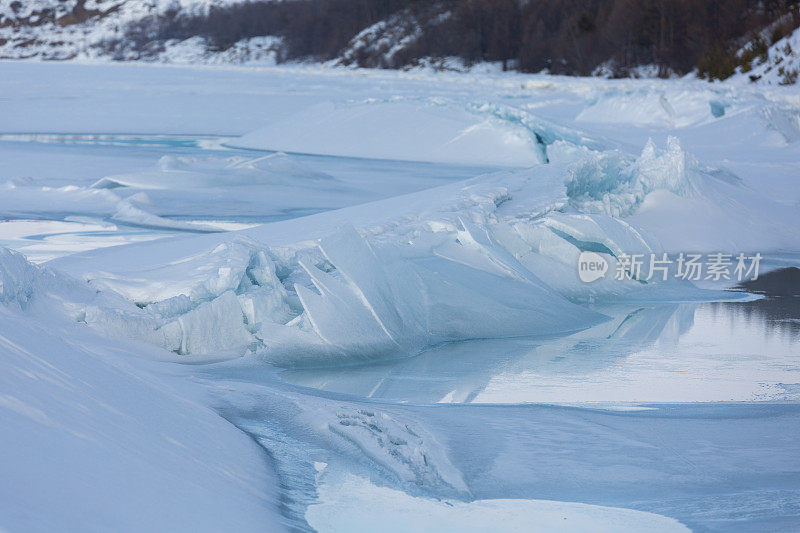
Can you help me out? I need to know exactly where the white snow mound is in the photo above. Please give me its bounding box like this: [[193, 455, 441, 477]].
[[231, 101, 544, 166]]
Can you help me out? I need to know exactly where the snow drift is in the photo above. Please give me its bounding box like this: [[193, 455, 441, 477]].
[[0, 249, 284, 531], [575, 86, 734, 128], [230, 100, 545, 166]]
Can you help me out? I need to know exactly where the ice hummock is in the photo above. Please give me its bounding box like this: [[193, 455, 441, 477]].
[[50, 136, 762, 364], [38, 131, 787, 363], [566, 136, 698, 217], [68, 223, 609, 363]]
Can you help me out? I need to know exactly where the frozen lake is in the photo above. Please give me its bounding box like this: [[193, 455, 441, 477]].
[[280, 298, 800, 405], [195, 287, 800, 532], [0, 133, 501, 261], [1, 62, 799, 532]]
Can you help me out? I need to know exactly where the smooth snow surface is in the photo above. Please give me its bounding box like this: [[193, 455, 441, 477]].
[[0, 253, 284, 532], [306, 473, 689, 533], [1, 61, 799, 532]]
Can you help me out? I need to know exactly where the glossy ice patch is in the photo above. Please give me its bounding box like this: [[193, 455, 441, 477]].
[[280, 299, 800, 405]]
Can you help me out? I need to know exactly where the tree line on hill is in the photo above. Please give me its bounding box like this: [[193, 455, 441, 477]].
[[118, 0, 800, 78]]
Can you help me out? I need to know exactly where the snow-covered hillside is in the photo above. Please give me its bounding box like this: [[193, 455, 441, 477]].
[[0, 0, 270, 62], [734, 25, 800, 85], [2, 0, 799, 87]]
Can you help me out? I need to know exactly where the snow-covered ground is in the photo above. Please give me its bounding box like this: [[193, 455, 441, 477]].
[[1, 61, 800, 531]]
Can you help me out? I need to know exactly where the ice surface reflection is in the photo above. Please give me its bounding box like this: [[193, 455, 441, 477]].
[[280, 296, 800, 405]]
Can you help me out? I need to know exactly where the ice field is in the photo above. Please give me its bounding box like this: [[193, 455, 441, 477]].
[[1, 61, 800, 531]]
